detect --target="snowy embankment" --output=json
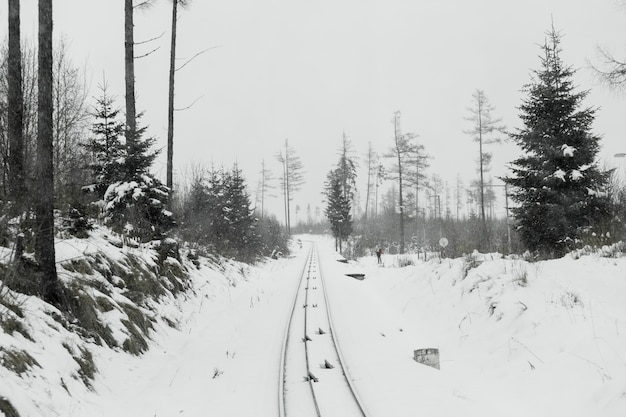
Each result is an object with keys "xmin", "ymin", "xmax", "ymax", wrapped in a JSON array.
[
  {"xmin": 321, "ymin": 240, "xmax": 626, "ymax": 417},
  {"xmin": 0, "ymin": 232, "xmax": 625, "ymax": 416},
  {"xmin": 0, "ymin": 226, "xmax": 303, "ymax": 417}
]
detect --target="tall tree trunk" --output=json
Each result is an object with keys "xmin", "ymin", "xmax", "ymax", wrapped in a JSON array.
[
  {"xmin": 166, "ymin": 0, "xmax": 178, "ymax": 194},
  {"xmin": 478, "ymin": 106, "xmax": 487, "ymax": 251},
  {"xmin": 394, "ymin": 114, "xmax": 405, "ymax": 254},
  {"xmin": 364, "ymin": 142, "xmax": 373, "ymax": 221},
  {"xmin": 125, "ymin": 0, "xmax": 136, "ymax": 147},
  {"xmin": 37, "ymin": 0, "xmax": 63, "ymax": 306},
  {"xmin": 285, "ymin": 140, "xmax": 291, "ymax": 236},
  {"xmin": 281, "ymin": 156, "xmax": 288, "ymax": 232},
  {"xmin": 8, "ymin": 0, "xmax": 24, "ymax": 207}
]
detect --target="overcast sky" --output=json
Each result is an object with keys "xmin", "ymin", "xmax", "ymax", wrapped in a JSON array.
[{"xmin": 2, "ymin": 0, "xmax": 626, "ymax": 221}]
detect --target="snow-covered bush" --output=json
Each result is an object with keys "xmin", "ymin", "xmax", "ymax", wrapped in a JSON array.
[
  {"xmin": 461, "ymin": 250, "xmax": 481, "ymax": 278},
  {"xmin": 395, "ymin": 255, "xmax": 415, "ymax": 268},
  {"xmin": 103, "ymin": 175, "xmax": 174, "ymax": 242}
]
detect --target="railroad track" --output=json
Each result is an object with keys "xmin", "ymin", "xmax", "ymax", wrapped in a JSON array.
[{"xmin": 279, "ymin": 242, "xmax": 368, "ymax": 417}]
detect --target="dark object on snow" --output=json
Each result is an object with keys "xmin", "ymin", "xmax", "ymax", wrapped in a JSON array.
[
  {"xmin": 317, "ymin": 327, "xmax": 325, "ymax": 335},
  {"xmin": 337, "ymin": 258, "xmax": 348, "ymax": 263},
  {"xmin": 323, "ymin": 359, "xmax": 334, "ymax": 369},
  {"xmin": 414, "ymin": 348, "xmax": 440, "ymax": 370},
  {"xmin": 307, "ymin": 371, "xmax": 319, "ymax": 382},
  {"xmin": 345, "ymin": 273, "xmax": 365, "ymax": 280}
]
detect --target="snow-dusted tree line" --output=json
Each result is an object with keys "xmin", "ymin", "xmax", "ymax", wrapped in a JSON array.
[
  {"xmin": 0, "ymin": 1, "xmax": 289, "ymax": 309},
  {"xmin": 315, "ymin": 27, "xmax": 625, "ymax": 259}
]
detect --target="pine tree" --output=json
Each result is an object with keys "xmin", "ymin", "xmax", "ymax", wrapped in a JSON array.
[
  {"xmin": 103, "ymin": 117, "xmax": 173, "ymax": 242},
  {"xmin": 324, "ymin": 168, "xmax": 353, "ymax": 252},
  {"xmin": 83, "ymin": 83, "xmax": 125, "ymax": 199},
  {"xmin": 504, "ymin": 27, "xmax": 612, "ymax": 257},
  {"xmin": 224, "ymin": 166, "xmax": 259, "ymax": 260}
]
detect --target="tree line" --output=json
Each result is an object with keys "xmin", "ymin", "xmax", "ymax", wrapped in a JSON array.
[
  {"xmin": 322, "ymin": 27, "xmax": 625, "ymax": 260},
  {"xmin": 0, "ymin": 1, "xmax": 291, "ymax": 310}
]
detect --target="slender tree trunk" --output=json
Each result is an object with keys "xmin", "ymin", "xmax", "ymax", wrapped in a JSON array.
[
  {"xmin": 415, "ymin": 161, "xmax": 419, "ymax": 245},
  {"xmin": 281, "ymin": 156, "xmax": 288, "ymax": 232},
  {"xmin": 166, "ymin": 0, "xmax": 178, "ymax": 194},
  {"xmin": 125, "ymin": 0, "xmax": 136, "ymax": 147},
  {"xmin": 8, "ymin": 0, "xmax": 24, "ymax": 206},
  {"xmin": 477, "ymin": 98, "xmax": 489, "ymax": 251},
  {"xmin": 260, "ymin": 160, "xmax": 265, "ymax": 219},
  {"xmin": 394, "ymin": 115, "xmax": 405, "ymax": 254},
  {"xmin": 37, "ymin": 0, "xmax": 63, "ymax": 306},
  {"xmin": 285, "ymin": 140, "xmax": 291, "ymax": 235},
  {"xmin": 364, "ymin": 142, "xmax": 373, "ymax": 221}
]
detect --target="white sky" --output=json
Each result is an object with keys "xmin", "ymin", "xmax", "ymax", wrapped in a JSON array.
[{"xmin": 2, "ymin": 0, "xmax": 626, "ymax": 220}]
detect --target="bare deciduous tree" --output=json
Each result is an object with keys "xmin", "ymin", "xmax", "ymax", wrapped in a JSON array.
[
  {"xmin": 386, "ymin": 111, "xmax": 420, "ymax": 254},
  {"xmin": 464, "ymin": 89, "xmax": 505, "ymax": 250},
  {"xmin": 276, "ymin": 139, "xmax": 304, "ymax": 235},
  {"xmin": 256, "ymin": 159, "xmax": 275, "ymax": 220}
]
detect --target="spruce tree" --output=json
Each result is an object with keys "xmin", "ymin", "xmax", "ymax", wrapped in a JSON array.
[
  {"xmin": 103, "ymin": 116, "xmax": 174, "ymax": 241},
  {"xmin": 225, "ymin": 166, "xmax": 259, "ymax": 260},
  {"xmin": 84, "ymin": 84, "xmax": 125, "ymax": 199},
  {"xmin": 324, "ymin": 168, "xmax": 353, "ymax": 252},
  {"xmin": 504, "ymin": 27, "xmax": 612, "ymax": 257}
]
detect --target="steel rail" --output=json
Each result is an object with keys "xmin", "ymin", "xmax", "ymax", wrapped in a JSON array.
[
  {"xmin": 278, "ymin": 245, "xmax": 312, "ymax": 417},
  {"xmin": 279, "ymin": 242, "xmax": 369, "ymax": 417}
]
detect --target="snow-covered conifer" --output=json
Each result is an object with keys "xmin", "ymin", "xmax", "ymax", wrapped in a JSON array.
[{"xmin": 504, "ymin": 27, "xmax": 612, "ymax": 257}]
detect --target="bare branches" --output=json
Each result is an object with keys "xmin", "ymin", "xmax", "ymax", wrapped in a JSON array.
[
  {"xmin": 134, "ymin": 0, "xmax": 154, "ymax": 9},
  {"xmin": 174, "ymin": 95, "xmax": 204, "ymax": 111},
  {"xmin": 592, "ymin": 46, "xmax": 626, "ymax": 91},
  {"xmin": 175, "ymin": 46, "xmax": 221, "ymax": 72},
  {"xmin": 135, "ymin": 46, "xmax": 160, "ymax": 59},
  {"xmin": 135, "ymin": 31, "xmax": 165, "ymax": 46}
]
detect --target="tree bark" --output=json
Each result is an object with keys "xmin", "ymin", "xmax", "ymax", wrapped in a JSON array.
[
  {"xmin": 125, "ymin": 0, "xmax": 136, "ymax": 147},
  {"xmin": 394, "ymin": 113, "xmax": 405, "ymax": 254},
  {"xmin": 8, "ymin": 0, "xmax": 25, "ymax": 206},
  {"xmin": 166, "ymin": 0, "xmax": 178, "ymax": 194},
  {"xmin": 478, "ymin": 100, "xmax": 488, "ymax": 251},
  {"xmin": 37, "ymin": 0, "xmax": 64, "ymax": 307}
]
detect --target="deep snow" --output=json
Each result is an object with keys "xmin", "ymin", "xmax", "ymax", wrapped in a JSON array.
[{"xmin": 1, "ymin": 233, "xmax": 625, "ymax": 416}]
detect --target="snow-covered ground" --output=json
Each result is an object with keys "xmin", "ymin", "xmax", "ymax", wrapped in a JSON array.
[{"xmin": 1, "ymin": 233, "xmax": 625, "ymax": 416}]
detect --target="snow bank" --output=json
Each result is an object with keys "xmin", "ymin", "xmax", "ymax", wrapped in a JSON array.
[{"xmin": 337, "ymin": 245, "xmax": 626, "ymax": 417}]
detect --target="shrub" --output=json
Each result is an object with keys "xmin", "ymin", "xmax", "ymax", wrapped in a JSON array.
[
  {"xmin": 0, "ymin": 347, "xmax": 40, "ymax": 375},
  {"xmin": 103, "ymin": 176, "xmax": 174, "ymax": 243},
  {"xmin": 396, "ymin": 255, "xmax": 415, "ymax": 268},
  {"xmin": 0, "ymin": 397, "xmax": 20, "ymax": 417}
]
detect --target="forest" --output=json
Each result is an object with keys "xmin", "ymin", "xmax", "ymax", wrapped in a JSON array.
[{"xmin": 0, "ymin": 1, "xmax": 625, "ymax": 313}]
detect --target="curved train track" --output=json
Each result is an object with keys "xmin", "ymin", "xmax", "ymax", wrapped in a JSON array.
[{"xmin": 278, "ymin": 242, "xmax": 369, "ymax": 417}]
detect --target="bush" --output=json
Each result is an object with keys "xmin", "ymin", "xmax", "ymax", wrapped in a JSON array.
[
  {"xmin": 396, "ymin": 255, "xmax": 415, "ymax": 268},
  {"xmin": 0, "ymin": 397, "xmax": 20, "ymax": 417},
  {"xmin": 104, "ymin": 176, "xmax": 174, "ymax": 242}
]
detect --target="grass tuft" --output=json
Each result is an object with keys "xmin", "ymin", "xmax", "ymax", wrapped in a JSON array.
[
  {"xmin": 0, "ymin": 347, "xmax": 40, "ymax": 375},
  {"xmin": 0, "ymin": 397, "xmax": 20, "ymax": 417}
]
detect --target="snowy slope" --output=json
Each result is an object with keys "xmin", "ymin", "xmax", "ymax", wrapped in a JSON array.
[
  {"xmin": 321, "ymin": 240, "xmax": 626, "ymax": 417},
  {"xmin": 1, "ymin": 233, "xmax": 625, "ymax": 416}
]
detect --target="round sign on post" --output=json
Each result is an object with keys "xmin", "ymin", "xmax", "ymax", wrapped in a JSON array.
[{"xmin": 439, "ymin": 237, "xmax": 448, "ymax": 248}]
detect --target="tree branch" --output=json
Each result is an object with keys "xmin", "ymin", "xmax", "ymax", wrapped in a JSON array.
[
  {"xmin": 135, "ymin": 31, "xmax": 165, "ymax": 46},
  {"xmin": 135, "ymin": 46, "xmax": 160, "ymax": 59},
  {"xmin": 174, "ymin": 95, "xmax": 204, "ymax": 111},
  {"xmin": 593, "ymin": 47, "xmax": 626, "ymax": 90},
  {"xmin": 134, "ymin": 0, "xmax": 153, "ymax": 9},
  {"xmin": 175, "ymin": 46, "xmax": 221, "ymax": 72}
]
